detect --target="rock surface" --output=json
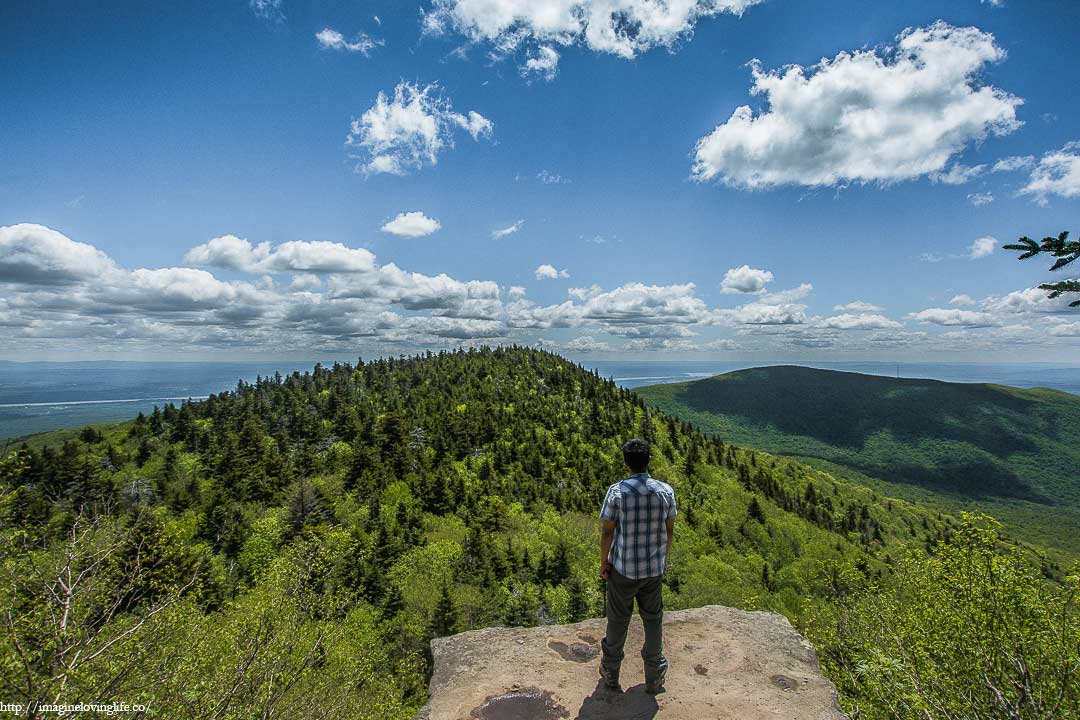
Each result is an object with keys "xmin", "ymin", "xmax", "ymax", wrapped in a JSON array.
[{"xmin": 415, "ymin": 605, "xmax": 849, "ymax": 720}]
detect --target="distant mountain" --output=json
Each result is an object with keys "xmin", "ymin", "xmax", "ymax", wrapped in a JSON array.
[{"xmin": 637, "ymin": 365, "xmax": 1080, "ymax": 556}]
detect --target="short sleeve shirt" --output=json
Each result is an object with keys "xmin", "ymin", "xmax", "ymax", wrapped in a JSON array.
[{"xmin": 599, "ymin": 472, "xmax": 676, "ymax": 579}]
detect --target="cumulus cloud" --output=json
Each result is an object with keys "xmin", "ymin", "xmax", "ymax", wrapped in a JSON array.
[
  {"xmin": 346, "ymin": 81, "xmax": 493, "ymax": 175},
  {"xmin": 422, "ymin": 0, "xmax": 763, "ymax": 61},
  {"xmin": 692, "ymin": 22, "xmax": 1022, "ymax": 189},
  {"xmin": 982, "ymin": 286, "xmax": 1080, "ymax": 315},
  {"xmin": 950, "ymin": 294, "xmax": 976, "ymax": 306},
  {"xmin": 0, "ymin": 223, "xmax": 119, "ymax": 285},
  {"xmin": 1019, "ymin": 141, "xmax": 1080, "ymax": 205},
  {"xmin": 714, "ymin": 284, "xmax": 813, "ymax": 326},
  {"xmin": 833, "ymin": 301, "xmax": 883, "ymax": 312},
  {"xmin": 559, "ymin": 335, "xmax": 613, "ymax": 353},
  {"xmin": 492, "ymin": 220, "xmax": 523, "ymax": 238},
  {"xmin": 186, "ymin": 236, "xmax": 376, "ymax": 275},
  {"xmin": 315, "ymin": 27, "xmax": 382, "ymax": 55},
  {"xmin": 908, "ymin": 308, "xmax": 998, "ymax": 327},
  {"xmin": 720, "ymin": 265, "xmax": 773, "ymax": 294},
  {"xmin": 1047, "ymin": 320, "xmax": 1080, "ymax": 337},
  {"xmin": 819, "ymin": 313, "xmax": 903, "ymax": 330},
  {"xmin": 381, "ymin": 211, "xmax": 442, "ymax": 238},
  {"xmin": 522, "ymin": 45, "xmax": 560, "ymax": 81},
  {"xmin": 183, "ymin": 234, "xmax": 269, "ymax": 272},
  {"xmin": 969, "ymin": 236, "xmax": 997, "ymax": 259},
  {"xmin": 535, "ymin": 264, "xmax": 570, "ymax": 280}
]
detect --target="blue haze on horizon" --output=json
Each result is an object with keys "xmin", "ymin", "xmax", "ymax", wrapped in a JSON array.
[{"xmin": 2, "ymin": 358, "xmax": 1078, "ymax": 441}]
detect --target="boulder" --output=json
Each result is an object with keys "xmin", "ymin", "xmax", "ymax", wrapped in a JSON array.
[{"xmin": 415, "ymin": 605, "xmax": 849, "ymax": 719}]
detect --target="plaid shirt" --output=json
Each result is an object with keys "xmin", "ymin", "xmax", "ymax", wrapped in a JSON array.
[{"xmin": 600, "ymin": 472, "xmax": 677, "ymax": 580}]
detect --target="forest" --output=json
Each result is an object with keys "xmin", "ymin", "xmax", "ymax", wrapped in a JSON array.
[
  {"xmin": 1, "ymin": 347, "xmax": 1076, "ymax": 719},
  {"xmin": 637, "ymin": 364, "xmax": 1080, "ymax": 559}
]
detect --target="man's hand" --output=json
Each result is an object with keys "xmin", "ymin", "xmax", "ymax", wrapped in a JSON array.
[{"xmin": 600, "ymin": 561, "xmax": 611, "ymax": 581}]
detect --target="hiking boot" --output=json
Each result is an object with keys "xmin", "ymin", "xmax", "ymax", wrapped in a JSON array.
[
  {"xmin": 645, "ymin": 673, "xmax": 666, "ymax": 694},
  {"xmin": 599, "ymin": 665, "xmax": 621, "ymax": 691}
]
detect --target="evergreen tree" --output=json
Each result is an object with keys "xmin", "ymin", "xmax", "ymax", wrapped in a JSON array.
[{"xmin": 429, "ymin": 583, "xmax": 459, "ymax": 638}]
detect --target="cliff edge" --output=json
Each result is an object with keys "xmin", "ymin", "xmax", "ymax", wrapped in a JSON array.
[{"xmin": 415, "ymin": 605, "xmax": 848, "ymax": 720}]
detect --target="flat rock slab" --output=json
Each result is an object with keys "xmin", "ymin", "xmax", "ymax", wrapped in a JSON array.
[{"xmin": 415, "ymin": 605, "xmax": 848, "ymax": 720}]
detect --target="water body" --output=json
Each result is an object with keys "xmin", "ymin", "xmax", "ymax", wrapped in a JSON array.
[{"xmin": 1, "ymin": 359, "xmax": 1078, "ymax": 441}]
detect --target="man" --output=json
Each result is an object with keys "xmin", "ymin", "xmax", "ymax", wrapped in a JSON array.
[{"xmin": 598, "ymin": 438, "xmax": 677, "ymax": 694}]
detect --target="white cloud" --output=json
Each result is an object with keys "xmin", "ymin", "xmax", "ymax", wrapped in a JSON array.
[
  {"xmin": 346, "ymin": 81, "xmax": 493, "ymax": 176},
  {"xmin": 315, "ymin": 27, "xmax": 382, "ymax": 55},
  {"xmin": 991, "ymin": 155, "xmax": 1034, "ymax": 172},
  {"xmin": 250, "ymin": 0, "xmax": 283, "ymax": 21},
  {"xmin": 1019, "ymin": 141, "xmax": 1080, "ymax": 205},
  {"xmin": 908, "ymin": 308, "xmax": 998, "ymax": 327},
  {"xmin": 522, "ymin": 45, "xmax": 560, "ymax": 81},
  {"xmin": 535, "ymin": 263, "xmax": 570, "ymax": 280},
  {"xmin": 0, "ymin": 223, "xmax": 119, "ymax": 285},
  {"xmin": 381, "ymin": 211, "xmax": 442, "ymax": 238},
  {"xmin": 930, "ymin": 163, "xmax": 986, "ymax": 185},
  {"xmin": 183, "ymin": 234, "xmax": 268, "ymax": 272},
  {"xmin": 967, "ymin": 192, "xmax": 994, "ymax": 206},
  {"xmin": 567, "ymin": 284, "xmax": 604, "ymax": 301},
  {"xmin": 537, "ymin": 170, "xmax": 570, "ymax": 185},
  {"xmin": 422, "ymin": 0, "xmax": 763, "ymax": 61},
  {"xmin": 950, "ymin": 294, "xmax": 976, "ymax": 306},
  {"xmin": 720, "ymin": 264, "xmax": 773, "ymax": 294},
  {"xmin": 982, "ymin": 286, "xmax": 1080, "ymax": 315},
  {"xmin": 833, "ymin": 301, "xmax": 883, "ymax": 312},
  {"xmin": 579, "ymin": 282, "xmax": 710, "ymax": 329},
  {"xmin": 560, "ymin": 335, "xmax": 612, "ymax": 353},
  {"xmin": 507, "ymin": 285, "xmax": 526, "ymax": 299},
  {"xmin": 969, "ymin": 236, "xmax": 997, "ymax": 259},
  {"xmin": 755, "ymin": 283, "xmax": 813, "ymax": 305},
  {"xmin": 492, "ymin": 220, "xmax": 523, "ymax": 238},
  {"xmin": 819, "ymin": 313, "xmax": 903, "ymax": 330},
  {"xmin": 692, "ymin": 22, "xmax": 1022, "ymax": 188},
  {"xmin": 1047, "ymin": 320, "xmax": 1080, "ymax": 337},
  {"xmin": 920, "ymin": 252, "xmax": 946, "ymax": 263},
  {"xmin": 714, "ymin": 284, "xmax": 813, "ymax": 326},
  {"xmin": 185, "ymin": 236, "xmax": 376, "ymax": 274}
]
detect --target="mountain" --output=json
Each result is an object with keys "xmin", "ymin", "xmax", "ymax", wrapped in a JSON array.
[
  {"xmin": 636, "ymin": 365, "xmax": 1080, "ymax": 556},
  {"xmin": 2, "ymin": 349, "xmax": 1073, "ymax": 720}
]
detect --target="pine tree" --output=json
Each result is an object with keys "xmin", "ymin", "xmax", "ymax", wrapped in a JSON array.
[
  {"xmin": 429, "ymin": 583, "xmax": 459, "ymax": 637},
  {"xmin": 566, "ymin": 575, "xmax": 589, "ymax": 622},
  {"xmin": 1004, "ymin": 231, "xmax": 1080, "ymax": 307},
  {"xmin": 747, "ymin": 496, "xmax": 766, "ymax": 523}
]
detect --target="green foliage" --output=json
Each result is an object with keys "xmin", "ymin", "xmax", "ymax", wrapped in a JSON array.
[
  {"xmin": 638, "ymin": 366, "xmax": 1080, "ymax": 557},
  {"xmin": 807, "ymin": 514, "xmax": 1079, "ymax": 720},
  {"xmin": 2, "ymin": 347, "xmax": 1065, "ymax": 718},
  {"xmin": 1004, "ymin": 230, "xmax": 1080, "ymax": 307}
]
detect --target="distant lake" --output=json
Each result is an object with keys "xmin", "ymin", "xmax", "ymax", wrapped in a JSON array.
[{"xmin": 2, "ymin": 358, "xmax": 1079, "ymax": 442}]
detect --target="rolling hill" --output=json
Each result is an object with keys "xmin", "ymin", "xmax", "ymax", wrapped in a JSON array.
[{"xmin": 637, "ymin": 365, "xmax": 1080, "ymax": 557}]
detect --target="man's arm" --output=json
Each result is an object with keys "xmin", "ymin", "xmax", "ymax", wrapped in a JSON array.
[
  {"xmin": 600, "ymin": 519, "xmax": 616, "ymax": 579},
  {"xmin": 664, "ymin": 517, "xmax": 674, "ymax": 574}
]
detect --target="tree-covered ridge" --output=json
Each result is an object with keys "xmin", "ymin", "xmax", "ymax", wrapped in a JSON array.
[
  {"xmin": 637, "ymin": 364, "xmax": 1080, "ymax": 557},
  {"xmin": 1, "ymin": 347, "xmax": 1074, "ymax": 719}
]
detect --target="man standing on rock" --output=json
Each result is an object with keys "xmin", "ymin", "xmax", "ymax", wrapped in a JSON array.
[{"xmin": 598, "ymin": 438, "xmax": 677, "ymax": 694}]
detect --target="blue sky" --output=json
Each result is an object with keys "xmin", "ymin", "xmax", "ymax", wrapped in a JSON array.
[{"xmin": 2, "ymin": 0, "xmax": 1079, "ymax": 361}]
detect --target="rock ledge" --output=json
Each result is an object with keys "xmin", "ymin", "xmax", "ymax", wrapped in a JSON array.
[{"xmin": 415, "ymin": 605, "xmax": 848, "ymax": 720}]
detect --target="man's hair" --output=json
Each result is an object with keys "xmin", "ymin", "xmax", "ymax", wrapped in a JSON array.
[{"xmin": 622, "ymin": 438, "xmax": 650, "ymax": 473}]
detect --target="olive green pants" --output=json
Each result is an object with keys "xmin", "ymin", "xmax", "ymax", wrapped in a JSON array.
[{"xmin": 600, "ymin": 568, "xmax": 667, "ymax": 685}]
